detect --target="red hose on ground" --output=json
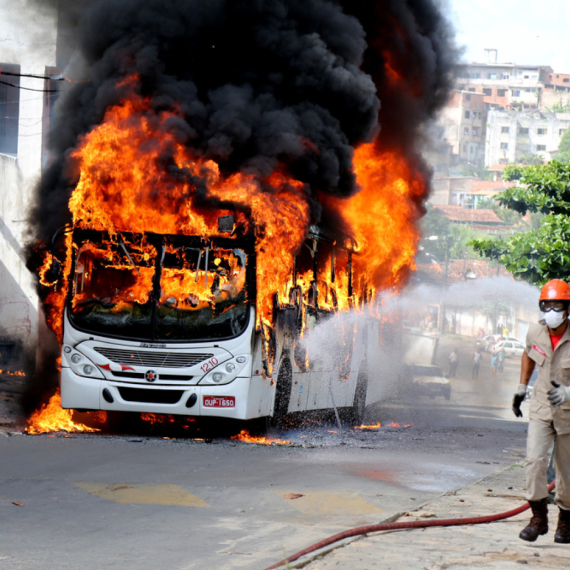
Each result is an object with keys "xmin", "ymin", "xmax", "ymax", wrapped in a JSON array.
[{"xmin": 263, "ymin": 481, "xmax": 556, "ymax": 570}]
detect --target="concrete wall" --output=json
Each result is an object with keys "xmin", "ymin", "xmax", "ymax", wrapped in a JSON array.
[
  {"xmin": 485, "ymin": 110, "xmax": 570, "ymax": 166},
  {"xmin": 0, "ymin": 1, "xmax": 58, "ymax": 354}
]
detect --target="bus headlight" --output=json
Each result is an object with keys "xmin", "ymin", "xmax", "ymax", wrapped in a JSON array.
[
  {"xmin": 64, "ymin": 349, "xmax": 104, "ymax": 379},
  {"xmin": 198, "ymin": 355, "xmax": 250, "ymax": 385}
]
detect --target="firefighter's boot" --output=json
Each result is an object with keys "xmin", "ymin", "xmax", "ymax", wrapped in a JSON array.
[
  {"xmin": 554, "ymin": 507, "xmax": 570, "ymax": 543},
  {"xmin": 519, "ymin": 498, "xmax": 549, "ymax": 542}
]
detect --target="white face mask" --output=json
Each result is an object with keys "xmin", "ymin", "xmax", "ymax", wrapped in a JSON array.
[{"xmin": 542, "ymin": 310, "xmax": 567, "ymax": 329}]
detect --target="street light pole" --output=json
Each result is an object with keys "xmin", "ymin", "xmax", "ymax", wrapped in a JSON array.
[{"xmin": 440, "ymin": 236, "xmax": 450, "ymax": 334}]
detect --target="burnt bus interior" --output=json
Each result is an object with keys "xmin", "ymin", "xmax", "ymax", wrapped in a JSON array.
[{"xmin": 68, "ymin": 229, "xmax": 256, "ymax": 343}]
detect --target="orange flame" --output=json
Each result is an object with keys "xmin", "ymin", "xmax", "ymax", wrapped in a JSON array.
[
  {"xmin": 0, "ymin": 370, "xmax": 25, "ymax": 377},
  {"xmin": 231, "ymin": 429, "xmax": 290, "ymax": 445},
  {"xmin": 26, "ymin": 390, "xmax": 107, "ymax": 434},
  {"xmin": 355, "ymin": 422, "xmax": 413, "ymax": 429}
]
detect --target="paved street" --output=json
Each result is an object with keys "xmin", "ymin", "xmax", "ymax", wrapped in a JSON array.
[{"xmin": 0, "ymin": 336, "xmax": 531, "ymax": 570}]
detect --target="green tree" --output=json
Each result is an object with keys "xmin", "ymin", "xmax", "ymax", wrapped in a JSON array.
[
  {"xmin": 517, "ymin": 152, "xmax": 544, "ymax": 166},
  {"xmin": 557, "ymin": 128, "xmax": 570, "ymax": 163},
  {"xmin": 471, "ymin": 161, "xmax": 570, "ymax": 285}
]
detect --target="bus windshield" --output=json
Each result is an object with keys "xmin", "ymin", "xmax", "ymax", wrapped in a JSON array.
[{"xmin": 68, "ymin": 236, "xmax": 250, "ymax": 342}]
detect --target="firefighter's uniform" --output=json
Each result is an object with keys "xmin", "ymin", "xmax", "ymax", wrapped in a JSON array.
[{"xmin": 525, "ymin": 323, "xmax": 570, "ymax": 511}]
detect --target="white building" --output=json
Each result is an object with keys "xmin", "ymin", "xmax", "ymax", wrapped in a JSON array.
[
  {"xmin": 0, "ymin": 2, "xmax": 62, "ymax": 357},
  {"xmin": 485, "ymin": 110, "xmax": 570, "ymax": 166}
]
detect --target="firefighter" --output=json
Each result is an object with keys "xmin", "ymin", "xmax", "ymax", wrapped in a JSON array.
[{"xmin": 512, "ymin": 279, "xmax": 570, "ymax": 543}]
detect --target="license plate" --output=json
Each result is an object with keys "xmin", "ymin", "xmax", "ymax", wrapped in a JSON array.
[{"xmin": 203, "ymin": 396, "xmax": 235, "ymax": 408}]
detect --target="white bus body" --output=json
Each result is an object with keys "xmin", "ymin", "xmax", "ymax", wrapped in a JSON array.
[{"xmin": 60, "ymin": 227, "xmax": 374, "ymax": 424}]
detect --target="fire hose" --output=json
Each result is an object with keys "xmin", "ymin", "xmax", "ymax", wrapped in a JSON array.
[{"xmin": 262, "ymin": 481, "xmax": 556, "ymax": 570}]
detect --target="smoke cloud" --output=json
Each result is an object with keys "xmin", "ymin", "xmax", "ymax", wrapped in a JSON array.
[{"xmin": 28, "ymin": 0, "xmax": 458, "ymax": 246}]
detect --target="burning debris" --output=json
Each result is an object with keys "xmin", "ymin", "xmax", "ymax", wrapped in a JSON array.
[
  {"xmin": 24, "ymin": 0, "xmax": 457, "ymax": 431},
  {"xmin": 355, "ymin": 422, "xmax": 413, "ymax": 430},
  {"xmin": 231, "ymin": 430, "xmax": 291, "ymax": 446}
]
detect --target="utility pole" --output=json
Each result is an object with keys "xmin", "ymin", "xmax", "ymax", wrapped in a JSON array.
[{"xmin": 440, "ymin": 236, "xmax": 451, "ymax": 334}]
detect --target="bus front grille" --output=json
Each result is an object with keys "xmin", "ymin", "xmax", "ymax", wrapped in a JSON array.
[
  {"xmin": 94, "ymin": 347, "xmax": 213, "ymax": 368},
  {"xmin": 117, "ymin": 387, "xmax": 184, "ymax": 404}
]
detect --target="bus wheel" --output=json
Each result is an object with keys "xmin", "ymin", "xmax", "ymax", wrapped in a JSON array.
[
  {"xmin": 345, "ymin": 371, "xmax": 368, "ymax": 426},
  {"xmin": 245, "ymin": 416, "xmax": 270, "ymax": 436},
  {"xmin": 269, "ymin": 359, "xmax": 292, "ymax": 429}
]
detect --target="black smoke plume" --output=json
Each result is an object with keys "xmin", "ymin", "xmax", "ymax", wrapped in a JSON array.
[{"xmin": 29, "ymin": 0, "xmax": 458, "ymax": 245}]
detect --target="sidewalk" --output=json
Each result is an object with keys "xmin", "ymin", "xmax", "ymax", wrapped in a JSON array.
[{"xmin": 295, "ymin": 465, "xmax": 570, "ymax": 569}]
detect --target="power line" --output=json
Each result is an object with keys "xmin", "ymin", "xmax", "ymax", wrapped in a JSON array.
[
  {"xmin": 0, "ymin": 70, "xmax": 67, "ymax": 81},
  {"xmin": 0, "ymin": 79, "xmax": 59, "ymax": 93}
]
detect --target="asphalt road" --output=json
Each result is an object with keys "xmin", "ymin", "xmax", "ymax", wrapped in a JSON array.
[{"xmin": 0, "ymin": 337, "xmax": 529, "ymax": 570}]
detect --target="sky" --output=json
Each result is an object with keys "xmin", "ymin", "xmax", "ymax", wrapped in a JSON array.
[{"xmin": 447, "ymin": 0, "xmax": 570, "ymax": 72}]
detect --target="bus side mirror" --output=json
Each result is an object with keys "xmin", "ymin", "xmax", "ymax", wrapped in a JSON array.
[{"xmin": 41, "ymin": 256, "xmax": 62, "ymax": 286}]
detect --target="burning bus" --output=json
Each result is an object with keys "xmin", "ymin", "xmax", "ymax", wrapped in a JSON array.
[
  {"xmin": 26, "ymin": 0, "xmax": 457, "ymax": 432},
  {"xmin": 53, "ymin": 218, "xmax": 370, "ymax": 426}
]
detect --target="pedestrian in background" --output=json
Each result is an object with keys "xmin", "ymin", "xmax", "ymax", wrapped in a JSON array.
[
  {"xmin": 472, "ymin": 350, "xmax": 482, "ymax": 380},
  {"xmin": 448, "ymin": 349, "xmax": 458, "ymax": 378},
  {"xmin": 490, "ymin": 352, "xmax": 497, "ymax": 381},
  {"xmin": 497, "ymin": 347, "xmax": 506, "ymax": 376}
]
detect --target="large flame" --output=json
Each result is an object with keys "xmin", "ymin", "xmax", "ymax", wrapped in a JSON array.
[
  {"xmin": 31, "ymin": 75, "xmax": 424, "ymax": 432},
  {"xmin": 26, "ymin": 390, "xmax": 106, "ymax": 434}
]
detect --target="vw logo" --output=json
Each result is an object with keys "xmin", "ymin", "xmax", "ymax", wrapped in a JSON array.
[{"xmin": 145, "ymin": 370, "xmax": 158, "ymax": 382}]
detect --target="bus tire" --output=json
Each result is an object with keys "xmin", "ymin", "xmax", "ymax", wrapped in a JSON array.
[
  {"xmin": 269, "ymin": 359, "xmax": 292, "ymax": 428},
  {"xmin": 345, "ymin": 370, "xmax": 368, "ymax": 426},
  {"xmin": 245, "ymin": 416, "xmax": 270, "ymax": 436}
]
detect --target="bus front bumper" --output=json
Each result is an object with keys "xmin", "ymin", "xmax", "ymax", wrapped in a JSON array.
[{"xmin": 60, "ymin": 367, "xmax": 256, "ymax": 420}]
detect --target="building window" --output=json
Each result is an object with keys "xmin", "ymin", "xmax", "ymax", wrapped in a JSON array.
[
  {"xmin": 524, "ymin": 75, "xmax": 530, "ymax": 79},
  {"xmin": 464, "ymin": 111, "xmax": 470, "ymax": 119},
  {"xmin": 565, "ymin": 78, "xmax": 570, "ymax": 83},
  {"xmin": 537, "ymin": 145, "xmax": 546, "ymax": 151},
  {"xmin": 0, "ymin": 63, "xmax": 20, "ymax": 156},
  {"xmin": 488, "ymin": 73, "xmax": 497, "ymax": 79},
  {"xmin": 500, "ymin": 143, "xmax": 509, "ymax": 149},
  {"xmin": 468, "ymin": 88, "xmax": 476, "ymax": 92},
  {"xmin": 498, "ymin": 89, "xmax": 507, "ymax": 97},
  {"xmin": 519, "ymin": 127, "xmax": 530, "ymax": 135},
  {"xmin": 483, "ymin": 88, "xmax": 493, "ymax": 96},
  {"xmin": 537, "ymin": 128, "xmax": 547, "ymax": 135},
  {"xmin": 512, "ymin": 90, "xmax": 521, "ymax": 97},
  {"xmin": 465, "ymin": 94, "xmax": 471, "ymax": 101},
  {"xmin": 501, "ymin": 74, "xmax": 510, "ymax": 80},
  {"xmin": 463, "ymin": 144, "xmax": 467, "ymax": 152},
  {"xmin": 499, "ymin": 158, "xmax": 509, "ymax": 164},
  {"xmin": 464, "ymin": 127, "xmax": 469, "ymax": 135},
  {"xmin": 470, "ymin": 72, "xmax": 480, "ymax": 79},
  {"xmin": 501, "ymin": 127, "xmax": 510, "ymax": 134}
]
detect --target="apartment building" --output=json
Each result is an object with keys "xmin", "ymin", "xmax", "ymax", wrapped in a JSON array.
[
  {"xmin": 454, "ymin": 62, "xmax": 550, "ymax": 110},
  {"xmin": 485, "ymin": 109, "xmax": 570, "ymax": 166},
  {"xmin": 438, "ymin": 90, "xmax": 487, "ymax": 166}
]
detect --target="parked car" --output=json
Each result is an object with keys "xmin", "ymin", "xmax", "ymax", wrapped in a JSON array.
[
  {"xmin": 478, "ymin": 334, "xmax": 522, "ymax": 353},
  {"xmin": 404, "ymin": 364, "xmax": 451, "ymax": 400},
  {"xmin": 490, "ymin": 339, "xmax": 526, "ymax": 358}
]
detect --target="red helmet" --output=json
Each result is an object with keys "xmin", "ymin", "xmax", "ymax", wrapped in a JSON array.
[{"xmin": 539, "ymin": 279, "xmax": 570, "ymax": 301}]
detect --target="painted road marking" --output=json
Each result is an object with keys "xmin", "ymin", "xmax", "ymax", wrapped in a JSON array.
[
  {"xmin": 276, "ymin": 490, "xmax": 383, "ymax": 515},
  {"xmin": 74, "ymin": 482, "xmax": 210, "ymax": 507}
]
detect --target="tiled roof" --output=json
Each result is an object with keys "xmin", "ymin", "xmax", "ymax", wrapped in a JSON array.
[
  {"xmin": 433, "ymin": 205, "xmax": 503, "ymax": 224},
  {"xmin": 415, "ymin": 260, "xmax": 513, "ymax": 284},
  {"xmin": 471, "ymin": 180, "xmax": 517, "ymax": 192}
]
